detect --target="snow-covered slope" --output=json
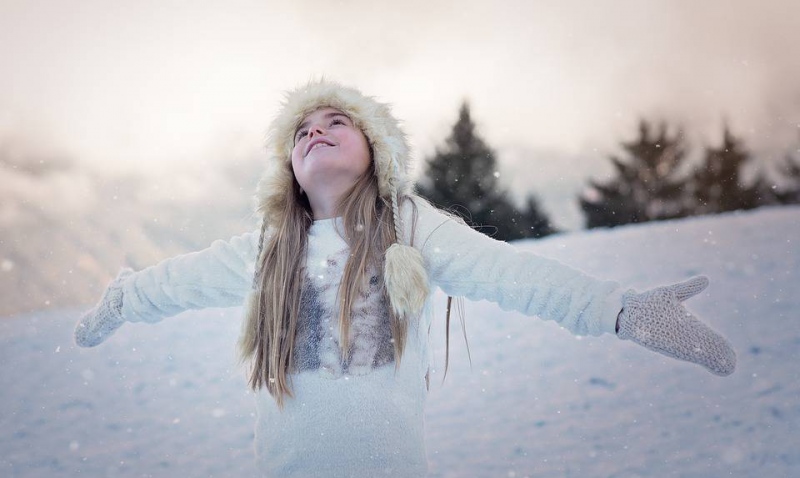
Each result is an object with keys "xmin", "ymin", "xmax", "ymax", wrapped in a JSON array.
[{"xmin": 1, "ymin": 206, "xmax": 797, "ymax": 477}]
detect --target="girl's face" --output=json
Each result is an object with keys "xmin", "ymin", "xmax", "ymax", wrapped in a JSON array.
[{"xmin": 291, "ymin": 107, "xmax": 371, "ymax": 198}]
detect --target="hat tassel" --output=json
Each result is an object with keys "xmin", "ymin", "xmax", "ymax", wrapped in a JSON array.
[{"xmin": 385, "ymin": 186, "xmax": 429, "ymax": 318}]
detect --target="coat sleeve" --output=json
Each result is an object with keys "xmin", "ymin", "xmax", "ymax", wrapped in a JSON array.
[
  {"xmin": 407, "ymin": 199, "xmax": 623, "ymax": 336},
  {"xmin": 119, "ymin": 230, "xmax": 261, "ymax": 323}
]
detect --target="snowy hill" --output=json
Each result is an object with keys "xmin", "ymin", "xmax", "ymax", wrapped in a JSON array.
[{"xmin": 1, "ymin": 206, "xmax": 798, "ymax": 477}]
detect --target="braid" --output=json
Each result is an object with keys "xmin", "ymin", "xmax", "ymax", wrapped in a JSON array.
[
  {"xmin": 252, "ymin": 218, "xmax": 268, "ymax": 289},
  {"xmin": 389, "ymin": 184, "xmax": 403, "ymax": 244}
]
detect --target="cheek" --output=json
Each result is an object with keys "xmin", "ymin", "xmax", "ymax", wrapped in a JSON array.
[
  {"xmin": 290, "ymin": 144, "xmax": 303, "ymax": 169},
  {"xmin": 290, "ymin": 148, "xmax": 306, "ymax": 183},
  {"xmin": 354, "ymin": 135, "xmax": 372, "ymax": 170}
]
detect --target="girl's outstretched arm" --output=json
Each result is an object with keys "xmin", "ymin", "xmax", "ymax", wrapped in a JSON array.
[
  {"xmin": 75, "ymin": 230, "xmax": 260, "ymax": 347},
  {"xmin": 408, "ymin": 199, "xmax": 735, "ymax": 375},
  {"xmin": 410, "ymin": 199, "xmax": 622, "ymax": 337}
]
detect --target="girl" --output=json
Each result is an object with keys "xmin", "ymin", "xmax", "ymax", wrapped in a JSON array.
[{"xmin": 75, "ymin": 80, "xmax": 736, "ymax": 477}]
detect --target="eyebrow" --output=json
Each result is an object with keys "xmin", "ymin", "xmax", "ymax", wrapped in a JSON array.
[{"xmin": 296, "ymin": 111, "xmax": 350, "ymax": 133}]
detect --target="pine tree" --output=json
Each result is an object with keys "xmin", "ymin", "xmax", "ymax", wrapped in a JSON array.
[
  {"xmin": 692, "ymin": 126, "xmax": 772, "ymax": 214},
  {"xmin": 519, "ymin": 195, "xmax": 558, "ymax": 238},
  {"xmin": 774, "ymin": 146, "xmax": 800, "ymax": 205},
  {"xmin": 579, "ymin": 120, "xmax": 690, "ymax": 229},
  {"xmin": 416, "ymin": 102, "xmax": 556, "ymax": 240}
]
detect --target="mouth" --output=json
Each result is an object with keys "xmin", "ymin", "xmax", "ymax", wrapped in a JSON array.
[{"xmin": 304, "ymin": 139, "xmax": 335, "ymax": 157}]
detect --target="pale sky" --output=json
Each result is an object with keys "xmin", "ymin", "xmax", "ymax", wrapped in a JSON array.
[{"xmin": 2, "ymin": 0, "xmax": 799, "ymax": 227}]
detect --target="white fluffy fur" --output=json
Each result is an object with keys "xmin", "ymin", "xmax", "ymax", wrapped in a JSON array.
[{"xmin": 384, "ymin": 243, "xmax": 429, "ymax": 319}]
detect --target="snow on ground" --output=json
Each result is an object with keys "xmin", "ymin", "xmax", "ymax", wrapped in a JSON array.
[{"xmin": 1, "ymin": 206, "xmax": 798, "ymax": 477}]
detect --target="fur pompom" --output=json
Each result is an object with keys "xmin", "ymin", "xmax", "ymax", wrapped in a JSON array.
[{"xmin": 384, "ymin": 243, "xmax": 429, "ymax": 318}]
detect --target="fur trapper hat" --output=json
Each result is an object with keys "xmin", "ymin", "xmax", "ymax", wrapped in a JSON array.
[{"xmin": 253, "ymin": 80, "xmax": 429, "ymax": 318}]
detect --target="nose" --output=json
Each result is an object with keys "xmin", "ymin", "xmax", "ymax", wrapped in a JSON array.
[{"xmin": 308, "ymin": 123, "xmax": 325, "ymax": 139}]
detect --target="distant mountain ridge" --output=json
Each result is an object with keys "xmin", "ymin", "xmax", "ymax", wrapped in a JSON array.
[{"xmin": 0, "ymin": 152, "xmax": 262, "ymax": 318}]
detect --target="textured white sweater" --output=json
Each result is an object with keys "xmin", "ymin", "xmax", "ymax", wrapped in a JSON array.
[{"xmin": 118, "ymin": 198, "xmax": 624, "ymax": 477}]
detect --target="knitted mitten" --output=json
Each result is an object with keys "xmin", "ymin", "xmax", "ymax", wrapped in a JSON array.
[
  {"xmin": 74, "ymin": 269, "xmax": 133, "ymax": 348},
  {"xmin": 616, "ymin": 276, "xmax": 736, "ymax": 376}
]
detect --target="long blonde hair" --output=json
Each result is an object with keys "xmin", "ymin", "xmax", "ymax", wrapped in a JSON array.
[{"xmin": 238, "ymin": 159, "xmax": 411, "ymax": 406}]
